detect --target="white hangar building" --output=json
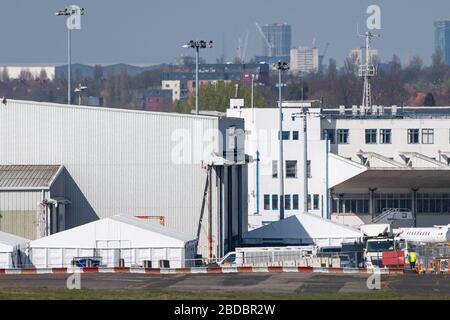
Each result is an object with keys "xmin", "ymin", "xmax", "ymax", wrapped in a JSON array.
[
  {"xmin": 0, "ymin": 231, "xmax": 29, "ymax": 269},
  {"xmin": 27, "ymin": 215, "xmax": 197, "ymax": 269},
  {"xmin": 227, "ymin": 101, "xmax": 450, "ymax": 230},
  {"xmin": 0, "ymin": 99, "xmax": 248, "ymax": 260}
]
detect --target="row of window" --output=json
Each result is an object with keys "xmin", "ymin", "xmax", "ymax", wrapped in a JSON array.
[
  {"xmin": 263, "ymin": 194, "xmax": 320, "ymax": 210},
  {"xmin": 271, "ymin": 160, "xmax": 311, "ymax": 179},
  {"xmin": 322, "ymin": 128, "xmax": 437, "ymax": 145},
  {"xmin": 332, "ymin": 193, "xmax": 450, "ymax": 214},
  {"xmin": 365, "ymin": 129, "xmax": 392, "ymax": 144},
  {"xmin": 264, "ymin": 194, "xmax": 299, "ymax": 210}
]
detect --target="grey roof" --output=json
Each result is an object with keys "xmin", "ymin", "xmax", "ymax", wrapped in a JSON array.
[{"xmin": 0, "ymin": 165, "xmax": 63, "ymax": 189}]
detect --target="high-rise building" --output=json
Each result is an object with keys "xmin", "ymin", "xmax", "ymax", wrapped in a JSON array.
[
  {"xmin": 261, "ymin": 23, "xmax": 292, "ymax": 58},
  {"xmin": 434, "ymin": 20, "xmax": 450, "ymax": 65},
  {"xmin": 290, "ymin": 46, "xmax": 320, "ymax": 74}
]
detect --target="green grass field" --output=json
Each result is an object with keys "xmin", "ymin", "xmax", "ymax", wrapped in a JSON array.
[{"xmin": 0, "ymin": 288, "xmax": 449, "ymax": 300}]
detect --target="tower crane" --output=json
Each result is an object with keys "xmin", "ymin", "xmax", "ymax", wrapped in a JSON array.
[
  {"xmin": 236, "ymin": 31, "xmax": 249, "ymax": 63},
  {"xmin": 255, "ymin": 22, "xmax": 273, "ymax": 57}
]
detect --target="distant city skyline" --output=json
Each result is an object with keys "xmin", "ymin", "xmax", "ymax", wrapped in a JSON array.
[{"xmin": 0, "ymin": 0, "xmax": 450, "ymax": 67}]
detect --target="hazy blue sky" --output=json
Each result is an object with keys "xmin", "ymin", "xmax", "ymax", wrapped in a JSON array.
[{"xmin": 0, "ymin": 0, "xmax": 449, "ymax": 66}]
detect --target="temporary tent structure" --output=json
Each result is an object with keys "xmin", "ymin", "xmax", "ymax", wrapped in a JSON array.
[
  {"xmin": 242, "ymin": 213, "xmax": 362, "ymax": 247},
  {"xmin": 0, "ymin": 231, "xmax": 29, "ymax": 268},
  {"xmin": 27, "ymin": 215, "xmax": 197, "ymax": 268}
]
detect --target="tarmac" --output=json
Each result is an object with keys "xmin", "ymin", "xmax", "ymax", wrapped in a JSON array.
[{"xmin": 0, "ymin": 272, "xmax": 449, "ymax": 295}]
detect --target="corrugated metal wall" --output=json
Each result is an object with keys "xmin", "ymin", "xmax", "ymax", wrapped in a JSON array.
[
  {"xmin": 0, "ymin": 190, "xmax": 42, "ymax": 239},
  {"xmin": 0, "ymin": 100, "xmax": 219, "ymax": 247}
]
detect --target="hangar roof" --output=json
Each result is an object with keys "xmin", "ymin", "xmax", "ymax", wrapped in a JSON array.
[
  {"xmin": 29, "ymin": 215, "xmax": 196, "ymax": 249},
  {"xmin": 0, "ymin": 231, "xmax": 29, "ymax": 252},
  {"xmin": 333, "ymin": 168, "xmax": 450, "ymax": 189},
  {"xmin": 242, "ymin": 213, "xmax": 361, "ymax": 246},
  {"xmin": 0, "ymin": 165, "xmax": 63, "ymax": 190}
]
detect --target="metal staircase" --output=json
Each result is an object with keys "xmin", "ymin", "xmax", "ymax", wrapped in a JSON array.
[{"xmin": 371, "ymin": 208, "xmax": 414, "ymax": 228}]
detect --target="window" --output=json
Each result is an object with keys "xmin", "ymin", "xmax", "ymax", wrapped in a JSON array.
[
  {"xmin": 407, "ymin": 129, "xmax": 419, "ymax": 144},
  {"xmin": 365, "ymin": 129, "xmax": 377, "ymax": 144},
  {"xmin": 272, "ymin": 160, "xmax": 278, "ymax": 178},
  {"xmin": 272, "ymin": 194, "xmax": 278, "ymax": 210},
  {"xmin": 380, "ymin": 129, "xmax": 392, "ymax": 144},
  {"xmin": 264, "ymin": 195, "xmax": 270, "ymax": 210},
  {"xmin": 337, "ymin": 129, "xmax": 349, "ymax": 144},
  {"xmin": 280, "ymin": 131, "xmax": 290, "ymax": 140},
  {"xmin": 417, "ymin": 193, "xmax": 450, "ymax": 214},
  {"xmin": 306, "ymin": 160, "xmax": 311, "ymax": 178},
  {"xmin": 313, "ymin": 195, "xmax": 320, "ymax": 210},
  {"xmin": 322, "ymin": 129, "xmax": 335, "ymax": 144},
  {"xmin": 422, "ymin": 129, "xmax": 434, "ymax": 144},
  {"xmin": 307, "ymin": 194, "xmax": 312, "ymax": 210},
  {"xmin": 292, "ymin": 131, "xmax": 299, "ymax": 140},
  {"xmin": 332, "ymin": 194, "xmax": 370, "ymax": 214},
  {"xmin": 286, "ymin": 160, "xmax": 297, "ymax": 178},
  {"xmin": 285, "ymin": 195, "xmax": 291, "ymax": 210},
  {"xmin": 293, "ymin": 195, "xmax": 299, "ymax": 210}
]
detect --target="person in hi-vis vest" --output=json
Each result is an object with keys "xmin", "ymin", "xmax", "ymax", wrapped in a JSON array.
[{"xmin": 408, "ymin": 250, "xmax": 417, "ymax": 269}]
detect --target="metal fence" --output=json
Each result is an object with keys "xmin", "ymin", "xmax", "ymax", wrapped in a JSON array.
[{"xmin": 11, "ymin": 244, "xmax": 450, "ymax": 271}]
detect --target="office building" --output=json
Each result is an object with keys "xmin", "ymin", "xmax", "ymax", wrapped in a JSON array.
[
  {"xmin": 290, "ymin": 47, "xmax": 320, "ymax": 74},
  {"xmin": 434, "ymin": 20, "xmax": 450, "ymax": 65},
  {"xmin": 228, "ymin": 101, "xmax": 450, "ymax": 230}
]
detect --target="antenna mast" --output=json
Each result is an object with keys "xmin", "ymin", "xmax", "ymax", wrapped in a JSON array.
[{"xmin": 358, "ymin": 31, "xmax": 378, "ymax": 113}]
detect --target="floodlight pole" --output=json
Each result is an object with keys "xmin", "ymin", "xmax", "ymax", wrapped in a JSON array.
[
  {"xmin": 275, "ymin": 61, "xmax": 289, "ymax": 220},
  {"xmin": 278, "ymin": 68, "xmax": 284, "ymax": 220},
  {"xmin": 195, "ymin": 46, "xmax": 199, "ymax": 115},
  {"xmin": 68, "ymin": 27, "xmax": 71, "ymax": 105},
  {"xmin": 56, "ymin": 6, "xmax": 86, "ymax": 105},
  {"xmin": 183, "ymin": 40, "xmax": 213, "ymax": 115}
]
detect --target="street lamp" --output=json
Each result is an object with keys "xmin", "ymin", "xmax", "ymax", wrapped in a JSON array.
[
  {"xmin": 55, "ymin": 5, "xmax": 86, "ymax": 105},
  {"xmin": 274, "ymin": 60, "xmax": 289, "ymax": 220},
  {"xmin": 182, "ymin": 40, "xmax": 213, "ymax": 115},
  {"xmin": 74, "ymin": 84, "xmax": 88, "ymax": 105}
]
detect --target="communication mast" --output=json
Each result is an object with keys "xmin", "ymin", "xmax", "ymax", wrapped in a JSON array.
[{"xmin": 358, "ymin": 30, "xmax": 379, "ymax": 113}]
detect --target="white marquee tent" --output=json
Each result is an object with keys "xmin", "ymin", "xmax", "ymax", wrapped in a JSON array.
[
  {"xmin": 27, "ymin": 215, "xmax": 197, "ymax": 268},
  {"xmin": 0, "ymin": 231, "xmax": 29, "ymax": 269},
  {"xmin": 242, "ymin": 213, "xmax": 362, "ymax": 247}
]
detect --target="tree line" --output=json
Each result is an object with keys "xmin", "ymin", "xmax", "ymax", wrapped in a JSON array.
[{"xmin": 1, "ymin": 52, "xmax": 450, "ymax": 113}]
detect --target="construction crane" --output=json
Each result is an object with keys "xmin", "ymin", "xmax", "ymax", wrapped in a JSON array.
[
  {"xmin": 319, "ymin": 42, "xmax": 330, "ymax": 72},
  {"xmin": 236, "ymin": 31, "xmax": 249, "ymax": 63},
  {"xmin": 255, "ymin": 22, "xmax": 273, "ymax": 57}
]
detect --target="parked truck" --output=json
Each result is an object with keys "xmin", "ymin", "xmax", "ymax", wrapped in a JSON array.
[{"xmin": 364, "ymin": 237, "xmax": 405, "ymax": 268}]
